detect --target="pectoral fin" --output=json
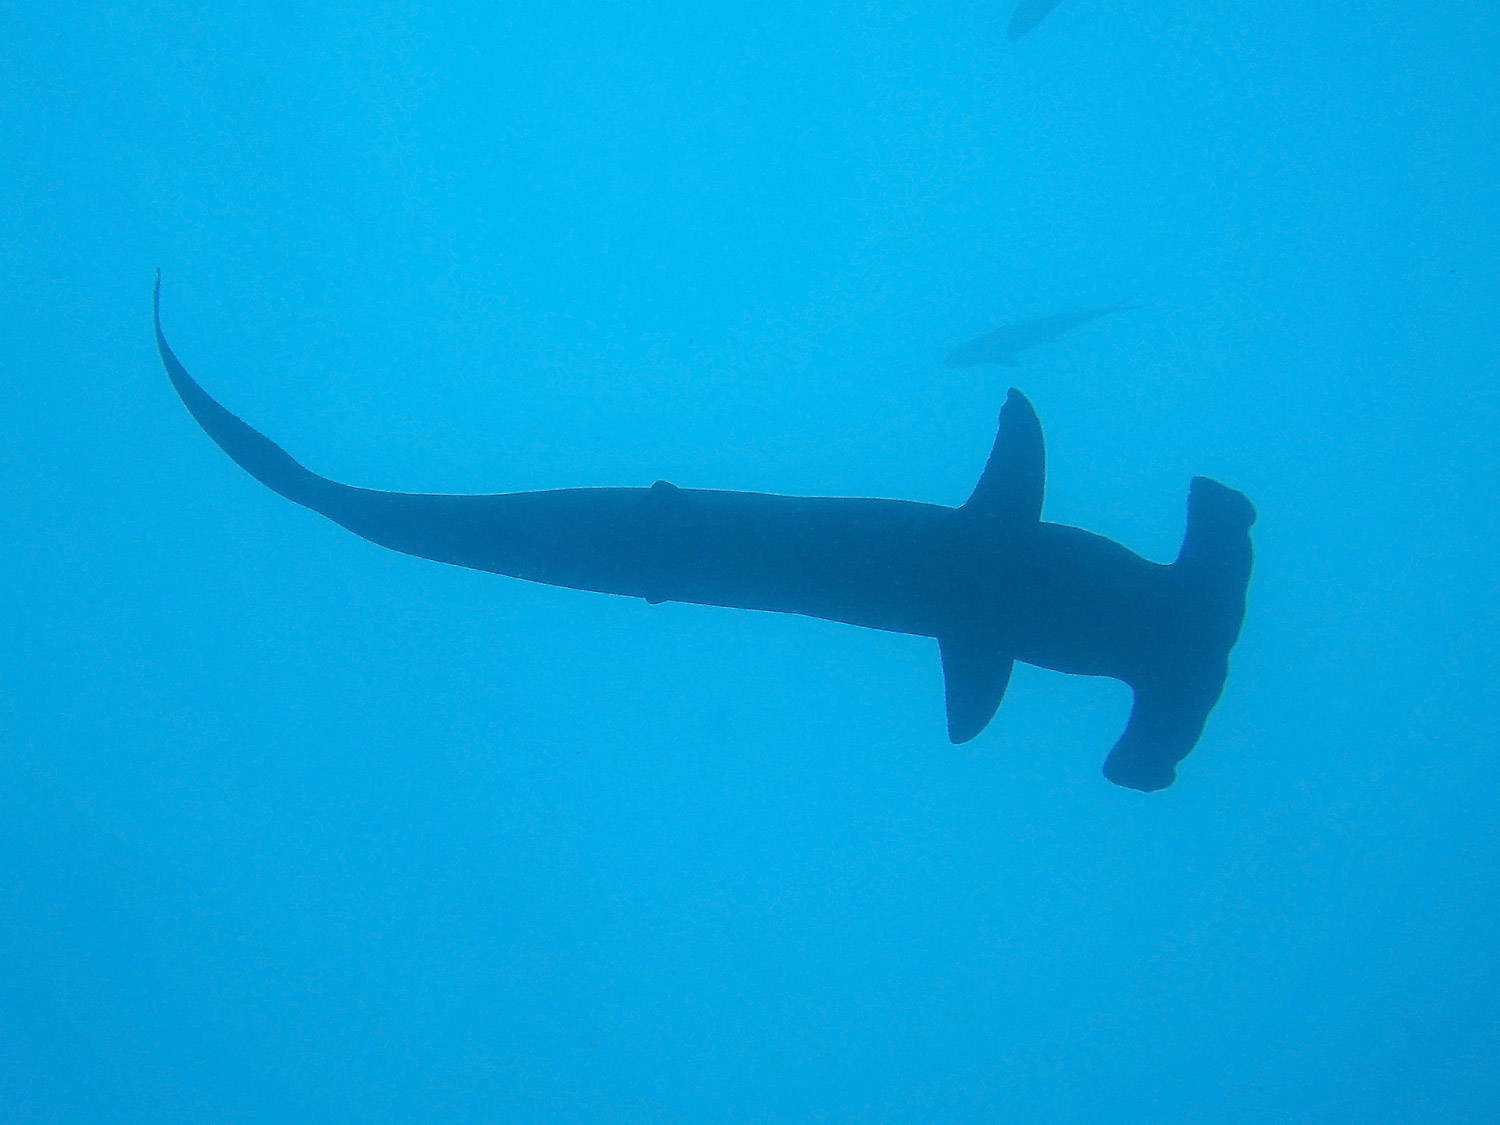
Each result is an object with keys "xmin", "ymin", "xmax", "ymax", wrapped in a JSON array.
[{"xmin": 938, "ymin": 635, "xmax": 1014, "ymax": 744}]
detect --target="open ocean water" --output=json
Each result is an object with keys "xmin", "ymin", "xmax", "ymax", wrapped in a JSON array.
[{"xmin": 2, "ymin": 1, "xmax": 1497, "ymax": 1120}]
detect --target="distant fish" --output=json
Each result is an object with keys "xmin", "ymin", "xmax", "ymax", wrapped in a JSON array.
[
  {"xmin": 945, "ymin": 302, "xmax": 1134, "ymax": 369},
  {"xmin": 1007, "ymin": 0, "xmax": 1065, "ymax": 40}
]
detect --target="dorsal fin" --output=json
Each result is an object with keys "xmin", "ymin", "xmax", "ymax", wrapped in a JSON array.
[{"xmin": 964, "ymin": 388, "xmax": 1045, "ymax": 523}]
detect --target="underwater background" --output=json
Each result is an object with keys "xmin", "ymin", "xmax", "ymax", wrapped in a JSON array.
[{"xmin": 2, "ymin": 0, "xmax": 1497, "ymax": 1120}]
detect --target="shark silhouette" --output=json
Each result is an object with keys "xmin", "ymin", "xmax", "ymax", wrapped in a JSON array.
[
  {"xmin": 945, "ymin": 302, "xmax": 1133, "ymax": 368},
  {"xmin": 154, "ymin": 276, "xmax": 1254, "ymax": 791}
]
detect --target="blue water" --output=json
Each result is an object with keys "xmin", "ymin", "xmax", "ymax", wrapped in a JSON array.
[{"xmin": 3, "ymin": 2, "xmax": 1497, "ymax": 1120}]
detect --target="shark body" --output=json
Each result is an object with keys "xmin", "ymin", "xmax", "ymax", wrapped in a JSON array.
[
  {"xmin": 945, "ymin": 302, "xmax": 1134, "ymax": 368},
  {"xmin": 155, "ymin": 277, "xmax": 1253, "ymax": 790}
]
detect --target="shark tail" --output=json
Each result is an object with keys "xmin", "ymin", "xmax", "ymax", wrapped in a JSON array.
[
  {"xmin": 153, "ymin": 275, "xmax": 506, "ymax": 573},
  {"xmin": 153, "ymin": 272, "xmax": 347, "ymax": 518}
]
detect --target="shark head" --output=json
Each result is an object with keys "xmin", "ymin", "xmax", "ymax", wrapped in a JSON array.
[{"xmin": 1187, "ymin": 476, "xmax": 1257, "ymax": 537}]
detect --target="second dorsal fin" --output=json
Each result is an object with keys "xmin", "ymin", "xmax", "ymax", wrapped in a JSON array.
[{"xmin": 964, "ymin": 388, "xmax": 1045, "ymax": 523}]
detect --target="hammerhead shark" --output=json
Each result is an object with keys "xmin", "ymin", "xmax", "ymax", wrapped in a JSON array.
[
  {"xmin": 154, "ymin": 276, "xmax": 1254, "ymax": 791},
  {"xmin": 945, "ymin": 302, "xmax": 1133, "ymax": 368}
]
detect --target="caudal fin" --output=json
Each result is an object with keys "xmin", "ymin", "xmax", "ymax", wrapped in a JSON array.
[{"xmin": 153, "ymin": 272, "xmax": 337, "ymax": 512}]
